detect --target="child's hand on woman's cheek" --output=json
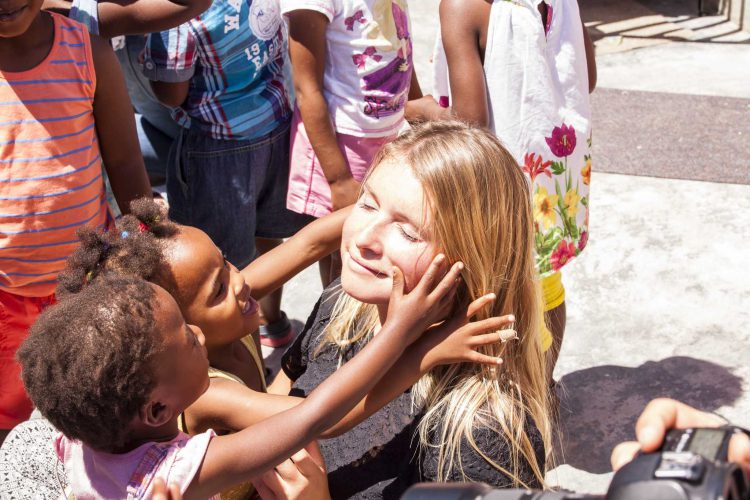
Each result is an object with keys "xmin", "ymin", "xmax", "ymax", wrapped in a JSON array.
[
  {"xmin": 419, "ymin": 293, "xmax": 511, "ymax": 370},
  {"xmin": 385, "ymin": 254, "xmax": 464, "ymax": 344},
  {"xmin": 253, "ymin": 442, "xmax": 330, "ymax": 500}
]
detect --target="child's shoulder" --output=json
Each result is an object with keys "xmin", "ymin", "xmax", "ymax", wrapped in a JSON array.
[{"xmin": 56, "ymin": 430, "xmax": 218, "ymax": 498}]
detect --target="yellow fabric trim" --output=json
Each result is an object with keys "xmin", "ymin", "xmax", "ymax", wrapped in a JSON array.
[
  {"xmin": 541, "ymin": 271, "xmax": 565, "ymax": 312},
  {"xmin": 539, "ymin": 272, "xmax": 565, "ymax": 352},
  {"xmin": 206, "ymin": 334, "xmax": 267, "ymax": 390}
]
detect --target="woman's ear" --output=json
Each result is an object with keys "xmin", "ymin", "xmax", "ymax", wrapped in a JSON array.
[{"xmin": 140, "ymin": 399, "xmax": 174, "ymax": 428}]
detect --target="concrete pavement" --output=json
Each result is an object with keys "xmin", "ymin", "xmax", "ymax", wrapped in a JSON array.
[{"xmin": 266, "ymin": 0, "xmax": 750, "ymax": 494}]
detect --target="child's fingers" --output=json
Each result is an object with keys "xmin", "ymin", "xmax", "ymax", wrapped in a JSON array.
[
  {"xmin": 254, "ymin": 472, "xmax": 281, "ymax": 500},
  {"xmin": 466, "ymin": 316, "xmax": 516, "ymax": 344},
  {"xmin": 303, "ymin": 441, "xmax": 326, "ymax": 472},
  {"xmin": 416, "ymin": 254, "xmax": 447, "ymax": 293},
  {"xmin": 274, "ymin": 457, "xmax": 302, "ymax": 482},
  {"xmin": 465, "ymin": 293, "xmax": 497, "ymax": 319},
  {"xmin": 428, "ymin": 261, "xmax": 463, "ymax": 301},
  {"xmin": 152, "ymin": 478, "xmax": 169, "ymax": 500},
  {"xmin": 168, "ymin": 483, "xmax": 182, "ymax": 500},
  {"xmin": 390, "ymin": 266, "xmax": 405, "ymax": 300},
  {"xmin": 254, "ymin": 481, "xmax": 277, "ymax": 500},
  {"xmin": 466, "ymin": 351, "xmax": 504, "ymax": 366},
  {"xmin": 290, "ymin": 447, "xmax": 325, "ymax": 478}
]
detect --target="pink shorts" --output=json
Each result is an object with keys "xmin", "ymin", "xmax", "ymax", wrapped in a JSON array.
[
  {"xmin": 0, "ymin": 289, "xmax": 56, "ymax": 429},
  {"xmin": 286, "ymin": 107, "xmax": 396, "ymax": 218}
]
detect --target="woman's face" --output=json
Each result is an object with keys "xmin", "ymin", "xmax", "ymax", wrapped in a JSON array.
[{"xmin": 341, "ymin": 159, "xmax": 437, "ymax": 304}]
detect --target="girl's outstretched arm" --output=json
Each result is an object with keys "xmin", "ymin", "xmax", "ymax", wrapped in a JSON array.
[
  {"xmin": 241, "ymin": 207, "xmax": 352, "ymax": 301},
  {"xmin": 41, "ymin": 0, "xmax": 211, "ymax": 37},
  {"xmin": 187, "ymin": 296, "xmax": 508, "ymax": 438},
  {"xmin": 440, "ymin": 0, "xmax": 491, "ymax": 126},
  {"xmin": 91, "ymin": 35, "xmax": 152, "ymax": 214},
  {"xmin": 287, "ymin": 10, "xmax": 359, "ymax": 212},
  {"xmin": 184, "ymin": 257, "xmax": 462, "ymax": 499}
]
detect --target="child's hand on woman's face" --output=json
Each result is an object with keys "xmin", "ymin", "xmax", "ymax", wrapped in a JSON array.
[
  {"xmin": 385, "ymin": 254, "xmax": 463, "ymax": 345},
  {"xmin": 253, "ymin": 442, "xmax": 330, "ymax": 500},
  {"xmin": 419, "ymin": 294, "xmax": 512, "ymax": 369}
]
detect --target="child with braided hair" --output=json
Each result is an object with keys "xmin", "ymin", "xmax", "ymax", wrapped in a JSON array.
[{"xmin": 57, "ymin": 197, "xmax": 345, "ymax": 397}]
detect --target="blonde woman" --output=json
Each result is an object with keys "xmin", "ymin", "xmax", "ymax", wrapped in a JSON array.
[{"xmin": 271, "ymin": 121, "xmax": 552, "ymax": 497}]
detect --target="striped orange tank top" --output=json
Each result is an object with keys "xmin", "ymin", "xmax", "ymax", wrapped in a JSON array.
[{"xmin": 0, "ymin": 13, "xmax": 111, "ymax": 298}]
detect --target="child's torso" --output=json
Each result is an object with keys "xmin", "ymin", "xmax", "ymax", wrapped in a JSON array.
[
  {"xmin": 0, "ymin": 14, "xmax": 109, "ymax": 297},
  {"xmin": 151, "ymin": 0, "xmax": 293, "ymax": 141},
  {"xmin": 284, "ymin": 0, "xmax": 414, "ymax": 137}
]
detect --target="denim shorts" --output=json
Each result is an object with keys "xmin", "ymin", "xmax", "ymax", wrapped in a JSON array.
[{"xmin": 167, "ymin": 120, "xmax": 313, "ymax": 268}]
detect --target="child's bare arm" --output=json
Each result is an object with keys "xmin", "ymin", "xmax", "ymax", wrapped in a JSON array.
[
  {"xmin": 149, "ymin": 80, "xmax": 190, "ymax": 108},
  {"xmin": 405, "ymin": 67, "xmax": 448, "ymax": 123},
  {"xmin": 96, "ymin": 0, "xmax": 210, "ymax": 37},
  {"xmin": 41, "ymin": 0, "xmax": 210, "ymax": 38},
  {"xmin": 185, "ymin": 257, "xmax": 462, "ymax": 499},
  {"xmin": 191, "ymin": 298, "xmax": 508, "ymax": 435},
  {"xmin": 91, "ymin": 35, "xmax": 152, "ymax": 214},
  {"xmin": 581, "ymin": 19, "xmax": 597, "ymax": 93},
  {"xmin": 322, "ymin": 295, "xmax": 509, "ymax": 437},
  {"xmin": 287, "ymin": 10, "xmax": 359, "ymax": 212},
  {"xmin": 440, "ymin": 0, "xmax": 491, "ymax": 126},
  {"xmin": 241, "ymin": 207, "xmax": 351, "ymax": 300},
  {"xmin": 185, "ymin": 378, "xmax": 301, "ymax": 434}
]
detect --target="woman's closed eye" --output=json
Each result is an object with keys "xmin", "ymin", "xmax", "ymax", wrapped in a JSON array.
[
  {"xmin": 398, "ymin": 224, "xmax": 421, "ymax": 243},
  {"xmin": 357, "ymin": 199, "xmax": 377, "ymax": 211}
]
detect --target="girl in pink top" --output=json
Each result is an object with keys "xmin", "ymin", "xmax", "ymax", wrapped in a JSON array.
[
  {"xmin": 282, "ymin": 0, "xmax": 426, "ymax": 285},
  {"xmin": 18, "ymin": 256, "xmax": 477, "ymax": 498}
]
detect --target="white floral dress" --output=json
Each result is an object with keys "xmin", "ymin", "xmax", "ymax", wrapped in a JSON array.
[{"xmin": 433, "ymin": 0, "xmax": 592, "ymax": 276}]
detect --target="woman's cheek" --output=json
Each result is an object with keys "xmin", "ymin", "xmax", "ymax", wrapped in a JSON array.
[{"xmin": 398, "ymin": 244, "xmax": 437, "ymax": 293}]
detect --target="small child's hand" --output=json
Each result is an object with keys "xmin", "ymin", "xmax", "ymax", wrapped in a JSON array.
[
  {"xmin": 384, "ymin": 254, "xmax": 463, "ymax": 345},
  {"xmin": 253, "ymin": 443, "xmax": 330, "ymax": 500},
  {"xmin": 152, "ymin": 478, "xmax": 183, "ymax": 500},
  {"xmin": 419, "ymin": 293, "xmax": 513, "ymax": 370}
]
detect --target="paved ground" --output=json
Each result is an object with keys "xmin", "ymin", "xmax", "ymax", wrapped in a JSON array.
[{"xmin": 265, "ymin": 0, "xmax": 750, "ymax": 494}]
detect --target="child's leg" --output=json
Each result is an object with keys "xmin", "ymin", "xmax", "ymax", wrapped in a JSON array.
[
  {"xmin": 0, "ymin": 291, "xmax": 54, "ymax": 444},
  {"xmin": 541, "ymin": 271, "xmax": 566, "ymax": 383}
]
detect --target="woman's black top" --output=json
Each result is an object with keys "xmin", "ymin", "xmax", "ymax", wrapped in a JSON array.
[{"xmin": 281, "ymin": 282, "xmax": 545, "ymax": 499}]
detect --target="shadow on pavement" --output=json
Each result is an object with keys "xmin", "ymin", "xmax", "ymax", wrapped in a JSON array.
[{"xmin": 554, "ymin": 356, "xmax": 743, "ymax": 474}]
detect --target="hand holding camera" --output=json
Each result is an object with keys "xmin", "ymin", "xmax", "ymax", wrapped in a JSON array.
[{"xmin": 402, "ymin": 398, "xmax": 750, "ymax": 500}]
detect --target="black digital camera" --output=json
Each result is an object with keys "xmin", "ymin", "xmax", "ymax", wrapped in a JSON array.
[{"xmin": 402, "ymin": 427, "xmax": 750, "ymax": 500}]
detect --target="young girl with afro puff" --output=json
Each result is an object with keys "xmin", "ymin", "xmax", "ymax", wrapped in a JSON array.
[
  {"xmin": 17, "ymin": 264, "xmax": 476, "ymax": 498},
  {"xmin": 25, "ymin": 198, "xmax": 508, "ymax": 498}
]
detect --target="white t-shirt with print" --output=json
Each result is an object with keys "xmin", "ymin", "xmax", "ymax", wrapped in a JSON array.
[{"xmin": 281, "ymin": 0, "xmax": 412, "ymax": 137}]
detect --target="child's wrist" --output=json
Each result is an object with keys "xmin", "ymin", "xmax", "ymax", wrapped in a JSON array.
[{"xmin": 413, "ymin": 336, "xmax": 437, "ymax": 372}]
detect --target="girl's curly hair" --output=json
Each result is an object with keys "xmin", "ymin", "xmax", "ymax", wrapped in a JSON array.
[
  {"xmin": 18, "ymin": 275, "xmax": 162, "ymax": 452},
  {"xmin": 56, "ymin": 198, "xmax": 179, "ymax": 298}
]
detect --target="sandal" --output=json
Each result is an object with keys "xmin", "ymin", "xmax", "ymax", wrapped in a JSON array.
[{"xmin": 259, "ymin": 311, "xmax": 294, "ymax": 348}]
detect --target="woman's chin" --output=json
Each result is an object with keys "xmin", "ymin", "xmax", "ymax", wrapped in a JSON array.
[{"xmin": 341, "ymin": 271, "xmax": 389, "ymax": 305}]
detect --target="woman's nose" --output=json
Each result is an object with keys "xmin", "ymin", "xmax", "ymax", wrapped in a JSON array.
[{"xmin": 354, "ymin": 219, "xmax": 383, "ymax": 256}]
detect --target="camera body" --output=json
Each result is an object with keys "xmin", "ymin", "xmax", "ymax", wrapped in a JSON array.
[{"xmin": 402, "ymin": 427, "xmax": 750, "ymax": 500}]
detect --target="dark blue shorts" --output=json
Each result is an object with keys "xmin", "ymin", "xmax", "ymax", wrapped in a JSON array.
[{"xmin": 167, "ymin": 121, "xmax": 313, "ymax": 268}]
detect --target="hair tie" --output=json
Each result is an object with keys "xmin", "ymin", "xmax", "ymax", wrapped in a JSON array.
[
  {"xmin": 138, "ymin": 222, "xmax": 150, "ymax": 233},
  {"xmin": 121, "ymin": 230, "xmax": 130, "ymax": 239}
]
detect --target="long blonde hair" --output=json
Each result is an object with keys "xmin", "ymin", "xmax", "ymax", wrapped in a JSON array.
[{"xmin": 321, "ymin": 121, "xmax": 551, "ymax": 487}]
